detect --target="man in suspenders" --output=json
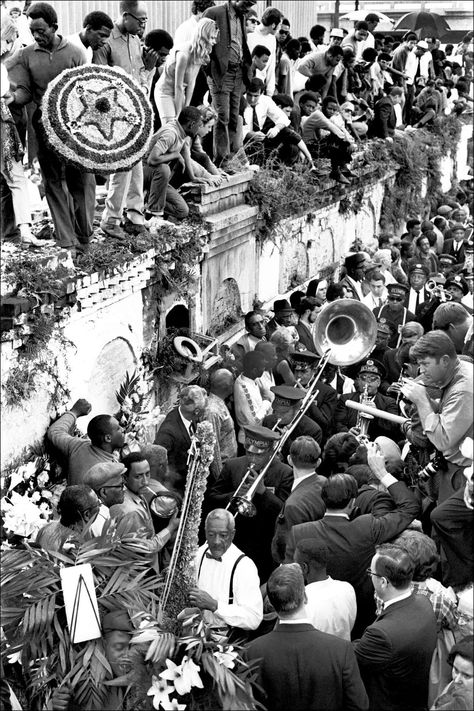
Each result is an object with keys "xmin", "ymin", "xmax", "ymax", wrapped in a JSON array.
[
  {"xmin": 373, "ymin": 283, "xmax": 416, "ymax": 349},
  {"xmin": 188, "ymin": 509, "xmax": 263, "ymax": 633}
]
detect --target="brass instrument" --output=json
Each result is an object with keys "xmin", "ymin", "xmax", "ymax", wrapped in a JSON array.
[
  {"xmin": 354, "ymin": 383, "xmax": 375, "ymax": 444},
  {"xmin": 345, "ymin": 399, "xmax": 409, "ymax": 426},
  {"xmin": 228, "ymin": 300, "xmax": 378, "ymax": 517},
  {"xmin": 426, "ymin": 279, "xmax": 452, "ymax": 302}
]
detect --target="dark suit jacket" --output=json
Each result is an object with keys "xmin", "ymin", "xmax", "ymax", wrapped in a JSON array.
[
  {"xmin": 245, "ymin": 623, "xmax": 369, "ymax": 711},
  {"xmin": 354, "ymin": 485, "xmax": 397, "ymax": 516},
  {"xmin": 372, "ymin": 305, "xmax": 417, "ymax": 348},
  {"xmin": 203, "ymin": 3, "xmax": 252, "ymax": 87},
  {"xmin": 295, "ymin": 321, "xmax": 316, "ymax": 352},
  {"xmin": 262, "ymin": 413, "xmax": 322, "ymax": 457},
  {"xmin": 205, "ymin": 455, "xmax": 293, "ymax": 582},
  {"xmin": 154, "ymin": 408, "xmax": 190, "ymax": 494},
  {"xmin": 271, "ymin": 473, "xmax": 326, "ymax": 563},
  {"xmin": 354, "ymin": 594, "xmax": 437, "ymax": 711},
  {"xmin": 335, "ymin": 391, "xmax": 401, "ymax": 441},
  {"xmin": 442, "ymin": 238, "xmax": 465, "ymax": 265},
  {"xmin": 285, "ymin": 481, "xmax": 419, "ymax": 635},
  {"xmin": 369, "ymin": 96, "xmax": 396, "ymax": 139}
]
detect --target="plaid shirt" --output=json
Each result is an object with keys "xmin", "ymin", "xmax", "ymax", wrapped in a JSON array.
[{"xmin": 375, "ymin": 582, "xmax": 459, "ymax": 633}]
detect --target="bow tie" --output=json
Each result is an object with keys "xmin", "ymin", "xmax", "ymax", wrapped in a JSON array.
[{"xmin": 205, "ymin": 552, "xmax": 222, "ymax": 562}]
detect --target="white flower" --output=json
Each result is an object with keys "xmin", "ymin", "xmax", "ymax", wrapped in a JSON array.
[
  {"xmin": 213, "ymin": 644, "xmax": 238, "ymax": 669},
  {"xmin": 41, "ymin": 489, "xmax": 53, "ymax": 499},
  {"xmin": 2, "ymin": 492, "xmax": 48, "ymax": 538},
  {"xmin": 147, "ymin": 675, "xmax": 174, "ymax": 710},
  {"xmin": 37, "ymin": 472, "xmax": 49, "ymax": 487},
  {"xmin": 160, "ymin": 657, "xmax": 202, "ymax": 696},
  {"xmin": 30, "ymin": 492, "xmax": 41, "ymax": 503},
  {"xmin": 160, "ymin": 699, "xmax": 186, "ymax": 711}
]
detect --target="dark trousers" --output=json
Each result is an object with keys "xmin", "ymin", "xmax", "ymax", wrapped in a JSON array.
[
  {"xmin": 431, "ymin": 487, "xmax": 474, "ymax": 588},
  {"xmin": 244, "ymin": 124, "xmax": 300, "ymax": 166},
  {"xmin": 207, "ymin": 65, "xmax": 243, "ymax": 165},
  {"xmin": 33, "ymin": 113, "xmax": 95, "ymax": 247},
  {"xmin": 0, "ymin": 173, "xmax": 19, "ymax": 239},
  {"xmin": 143, "ymin": 162, "xmax": 189, "ymax": 222}
]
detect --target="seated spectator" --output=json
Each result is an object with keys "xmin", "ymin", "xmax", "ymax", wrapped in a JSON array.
[
  {"xmin": 47, "ymin": 399, "xmax": 124, "ymax": 485},
  {"xmin": 231, "ymin": 310, "xmax": 267, "ymax": 366},
  {"xmin": 36, "ymin": 485, "xmax": 100, "ymax": 553},
  {"xmin": 250, "ymin": 43, "xmax": 271, "ymax": 83},
  {"xmin": 295, "ymin": 539, "xmax": 357, "ymax": 641},
  {"xmin": 242, "ymin": 79, "xmax": 315, "ymax": 168},
  {"xmin": 144, "ymin": 106, "xmax": 205, "ymax": 229},
  {"xmin": 302, "ymin": 95, "xmax": 356, "ymax": 183},
  {"xmin": 339, "ymin": 100, "xmax": 368, "ymax": 139},
  {"xmin": 298, "ymin": 91, "xmax": 321, "ymax": 127},
  {"xmin": 368, "ymin": 87, "xmax": 405, "ymax": 142},
  {"xmin": 412, "ymin": 80, "xmax": 442, "ymax": 127}
]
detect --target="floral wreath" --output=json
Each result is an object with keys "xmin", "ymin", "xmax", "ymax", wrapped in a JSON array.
[{"xmin": 40, "ymin": 65, "xmax": 153, "ymax": 174}]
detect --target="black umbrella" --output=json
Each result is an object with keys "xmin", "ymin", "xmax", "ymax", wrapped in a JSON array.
[{"xmin": 394, "ymin": 11, "xmax": 451, "ymax": 37}]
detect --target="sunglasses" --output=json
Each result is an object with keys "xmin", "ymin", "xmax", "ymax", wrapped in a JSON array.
[
  {"xmin": 279, "ymin": 29, "xmax": 290, "ymax": 34},
  {"xmin": 388, "ymin": 296, "xmax": 403, "ymax": 302}
]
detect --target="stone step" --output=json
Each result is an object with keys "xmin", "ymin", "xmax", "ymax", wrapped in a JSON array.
[{"xmin": 204, "ymin": 204, "xmax": 259, "ymax": 233}]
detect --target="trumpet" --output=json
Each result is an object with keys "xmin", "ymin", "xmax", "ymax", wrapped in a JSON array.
[
  {"xmin": 426, "ymin": 279, "xmax": 452, "ymax": 302},
  {"xmin": 354, "ymin": 384, "xmax": 375, "ymax": 444},
  {"xmin": 228, "ymin": 300, "xmax": 379, "ymax": 517}
]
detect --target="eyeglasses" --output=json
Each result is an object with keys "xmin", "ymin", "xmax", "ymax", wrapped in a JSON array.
[
  {"xmin": 388, "ymin": 296, "xmax": 403, "ymax": 302},
  {"xmin": 366, "ymin": 568, "xmax": 384, "ymax": 579},
  {"xmin": 126, "ymin": 12, "xmax": 148, "ymax": 25},
  {"xmin": 279, "ymin": 29, "xmax": 290, "ymax": 34}
]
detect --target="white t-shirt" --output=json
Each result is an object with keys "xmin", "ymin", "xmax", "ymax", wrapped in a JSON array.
[{"xmin": 305, "ymin": 577, "xmax": 357, "ymax": 640}]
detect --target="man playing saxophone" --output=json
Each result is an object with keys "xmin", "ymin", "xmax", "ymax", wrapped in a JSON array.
[{"xmin": 334, "ymin": 359, "xmax": 401, "ymax": 441}]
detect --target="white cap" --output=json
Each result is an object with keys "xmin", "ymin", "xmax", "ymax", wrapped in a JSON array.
[
  {"xmin": 330, "ymin": 28, "xmax": 345, "ymax": 38},
  {"xmin": 417, "ymin": 40, "xmax": 429, "ymax": 50}
]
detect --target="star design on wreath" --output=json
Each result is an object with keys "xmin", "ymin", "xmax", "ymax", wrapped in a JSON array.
[{"xmin": 71, "ymin": 85, "xmax": 136, "ymax": 141}]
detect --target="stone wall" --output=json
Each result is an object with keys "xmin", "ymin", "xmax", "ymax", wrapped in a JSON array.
[{"xmin": 1, "ymin": 125, "xmax": 471, "ymax": 468}]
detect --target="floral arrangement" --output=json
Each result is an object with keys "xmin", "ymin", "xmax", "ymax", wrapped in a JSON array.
[
  {"xmin": 1, "ymin": 422, "xmax": 260, "ymax": 711},
  {"xmin": 40, "ymin": 65, "xmax": 154, "ymax": 174},
  {"xmin": 115, "ymin": 367, "xmax": 162, "ymax": 449},
  {"xmin": 0, "ymin": 444, "xmax": 65, "ymax": 542}
]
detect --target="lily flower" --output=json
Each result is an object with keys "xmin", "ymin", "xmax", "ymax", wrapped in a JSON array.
[
  {"xmin": 213, "ymin": 645, "xmax": 238, "ymax": 669},
  {"xmin": 147, "ymin": 675, "xmax": 174, "ymax": 710}
]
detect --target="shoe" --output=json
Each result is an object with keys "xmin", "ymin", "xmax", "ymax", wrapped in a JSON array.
[
  {"xmin": 146, "ymin": 216, "xmax": 176, "ymax": 235},
  {"xmin": 330, "ymin": 169, "xmax": 350, "ymax": 184},
  {"xmin": 100, "ymin": 218, "xmax": 126, "ymax": 239},
  {"xmin": 122, "ymin": 216, "xmax": 148, "ymax": 236}
]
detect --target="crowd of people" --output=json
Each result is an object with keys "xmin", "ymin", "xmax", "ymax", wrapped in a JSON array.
[
  {"xmin": 1, "ymin": 2, "xmax": 474, "ymax": 710},
  {"xmin": 19, "ymin": 187, "xmax": 473, "ymax": 710},
  {"xmin": 1, "ymin": 0, "xmax": 473, "ymax": 252}
]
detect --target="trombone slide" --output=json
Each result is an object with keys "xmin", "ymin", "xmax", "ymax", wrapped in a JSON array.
[{"xmin": 346, "ymin": 399, "xmax": 409, "ymax": 425}]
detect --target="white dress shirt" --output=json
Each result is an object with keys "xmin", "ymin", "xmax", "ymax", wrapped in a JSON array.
[
  {"xmin": 408, "ymin": 287, "xmax": 426, "ymax": 314},
  {"xmin": 242, "ymin": 95, "xmax": 290, "ymax": 139},
  {"xmin": 195, "ymin": 543, "xmax": 263, "ymax": 630},
  {"xmin": 362, "ymin": 288, "xmax": 388, "ymax": 310},
  {"xmin": 305, "ymin": 577, "xmax": 357, "ymax": 640},
  {"xmin": 382, "ymin": 589, "xmax": 413, "ymax": 610},
  {"xmin": 234, "ymin": 374, "xmax": 272, "ymax": 443}
]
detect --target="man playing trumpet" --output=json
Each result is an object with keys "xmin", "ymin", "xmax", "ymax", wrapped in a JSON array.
[{"xmin": 401, "ymin": 330, "xmax": 473, "ymax": 502}]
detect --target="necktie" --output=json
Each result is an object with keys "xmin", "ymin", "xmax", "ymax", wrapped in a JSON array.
[
  {"xmin": 252, "ymin": 105, "xmax": 259, "ymax": 132},
  {"xmin": 415, "ymin": 291, "xmax": 420, "ymax": 312},
  {"xmin": 205, "ymin": 552, "xmax": 222, "ymax": 562},
  {"xmin": 189, "ymin": 422, "xmax": 196, "ymax": 437}
]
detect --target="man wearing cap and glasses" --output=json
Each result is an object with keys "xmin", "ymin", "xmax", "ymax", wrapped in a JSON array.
[
  {"xmin": 374, "ymin": 282, "xmax": 417, "ymax": 349},
  {"xmin": 83, "ymin": 461, "xmax": 127, "ymax": 536},
  {"xmin": 290, "ymin": 350, "xmax": 338, "ymax": 440},
  {"xmin": 335, "ymin": 359, "xmax": 400, "ymax": 441},
  {"xmin": 263, "ymin": 384, "xmax": 323, "ymax": 456},
  {"xmin": 205, "ymin": 424, "xmax": 293, "ymax": 581}
]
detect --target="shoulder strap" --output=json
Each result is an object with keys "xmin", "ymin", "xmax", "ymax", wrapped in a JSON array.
[
  {"xmin": 228, "ymin": 554, "xmax": 246, "ymax": 604},
  {"xmin": 197, "ymin": 547, "xmax": 208, "ymax": 581}
]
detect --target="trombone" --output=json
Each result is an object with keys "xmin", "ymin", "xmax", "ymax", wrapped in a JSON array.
[{"xmin": 228, "ymin": 300, "xmax": 379, "ymax": 517}]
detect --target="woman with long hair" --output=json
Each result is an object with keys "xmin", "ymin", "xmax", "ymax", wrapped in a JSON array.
[{"xmin": 155, "ymin": 18, "xmax": 218, "ymax": 123}]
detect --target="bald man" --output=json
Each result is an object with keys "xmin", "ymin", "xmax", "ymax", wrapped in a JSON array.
[{"xmin": 207, "ymin": 369, "xmax": 238, "ymax": 468}]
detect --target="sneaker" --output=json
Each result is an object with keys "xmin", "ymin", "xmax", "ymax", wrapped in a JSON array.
[
  {"xmin": 100, "ymin": 218, "xmax": 126, "ymax": 239},
  {"xmin": 122, "ymin": 216, "xmax": 148, "ymax": 236},
  {"xmin": 146, "ymin": 216, "xmax": 176, "ymax": 235}
]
